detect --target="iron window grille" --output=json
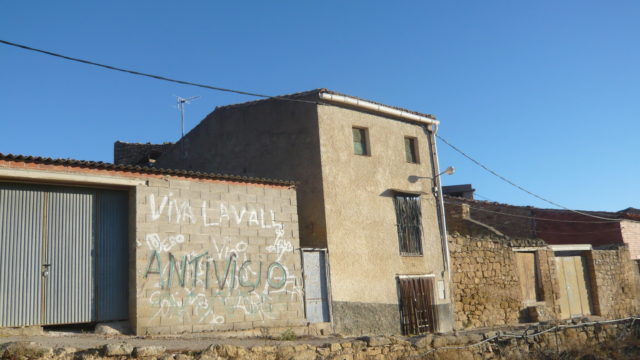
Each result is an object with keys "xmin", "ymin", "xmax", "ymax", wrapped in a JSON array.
[{"xmin": 393, "ymin": 193, "xmax": 423, "ymax": 255}]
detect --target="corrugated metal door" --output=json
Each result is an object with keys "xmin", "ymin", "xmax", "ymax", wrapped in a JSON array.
[
  {"xmin": 302, "ymin": 250, "xmax": 330, "ymax": 323},
  {"xmin": 398, "ymin": 276, "xmax": 436, "ymax": 335},
  {"xmin": 44, "ymin": 188, "xmax": 95, "ymax": 325},
  {"xmin": 0, "ymin": 184, "xmax": 45, "ymax": 326},
  {"xmin": 96, "ymin": 190, "xmax": 129, "ymax": 321},
  {"xmin": 0, "ymin": 183, "xmax": 128, "ymax": 327}
]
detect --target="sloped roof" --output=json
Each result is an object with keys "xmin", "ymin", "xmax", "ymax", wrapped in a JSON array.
[
  {"xmin": 0, "ymin": 153, "xmax": 295, "ymax": 186},
  {"xmin": 214, "ymin": 88, "xmax": 437, "ymax": 120}
]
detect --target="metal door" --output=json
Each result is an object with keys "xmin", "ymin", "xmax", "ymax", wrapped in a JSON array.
[
  {"xmin": 302, "ymin": 250, "xmax": 330, "ymax": 323},
  {"xmin": 44, "ymin": 188, "xmax": 96, "ymax": 325},
  {"xmin": 96, "ymin": 190, "xmax": 129, "ymax": 321},
  {"xmin": 398, "ymin": 276, "xmax": 436, "ymax": 335},
  {"xmin": 0, "ymin": 184, "xmax": 45, "ymax": 326},
  {"xmin": 0, "ymin": 183, "xmax": 128, "ymax": 327}
]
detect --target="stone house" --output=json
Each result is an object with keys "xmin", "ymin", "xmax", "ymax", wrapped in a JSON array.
[
  {"xmin": 444, "ymin": 194, "xmax": 640, "ymax": 330},
  {"xmin": 115, "ymin": 89, "xmax": 454, "ymax": 335},
  {"xmin": 0, "ymin": 153, "xmax": 305, "ymax": 335}
]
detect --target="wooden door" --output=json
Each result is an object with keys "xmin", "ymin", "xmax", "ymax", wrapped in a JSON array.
[
  {"xmin": 398, "ymin": 277, "xmax": 436, "ymax": 335},
  {"xmin": 515, "ymin": 252, "xmax": 539, "ymax": 303},
  {"xmin": 555, "ymin": 253, "xmax": 593, "ymax": 318}
]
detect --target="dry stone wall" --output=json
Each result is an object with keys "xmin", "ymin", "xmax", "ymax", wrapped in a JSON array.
[
  {"xmin": 133, "ymin": 177, "xmax": 305, "ymax": 335},
  {"xmin": 589, "ymin": 246, "xmax": 640, "ymax": 318},
  {"xmin": 448, "ymin": 233, "xmax": 522, "ymax": 329}
]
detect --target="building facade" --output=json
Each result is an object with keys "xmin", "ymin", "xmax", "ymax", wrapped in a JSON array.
[
  {"xmin": 444, "ymin": 195, "xmax": 640, "ymax": 330},
  {"xmin": 0, "ymin": 154, "xmax": 305, "ymax": 335},
  {"xmin": 118, "ymin": 89, "xmax": 454, "ymax": 335}
]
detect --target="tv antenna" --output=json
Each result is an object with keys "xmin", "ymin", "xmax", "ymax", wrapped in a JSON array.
[{"xmin": 176, "ymin": 95, "xmax": 200, "ymax": 138}]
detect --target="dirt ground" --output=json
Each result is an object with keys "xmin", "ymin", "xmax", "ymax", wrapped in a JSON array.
[{"xmin": 0, "ymin": 330, "xmax": 347, "ymax": 352}]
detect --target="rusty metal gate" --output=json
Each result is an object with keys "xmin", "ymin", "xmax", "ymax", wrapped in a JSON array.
[
  {"xmin": 0, "ymin": 183, "xmax": 128, "ymax": 327},
  {"xmin": 302, "ymin": 249, "xmax": 330, "ymax": 323},
  {"xmin": 398, "ymin": 276, "xmax": 436, "ymax": 335}
]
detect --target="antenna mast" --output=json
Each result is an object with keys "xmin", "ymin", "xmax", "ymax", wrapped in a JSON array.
[{"xmin": 176, "ymin": 95, "xmax": 200, "ymax": 138}]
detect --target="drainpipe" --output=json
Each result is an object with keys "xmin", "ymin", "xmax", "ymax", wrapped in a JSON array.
[
  {"xmin": 427, "ymin": 124, "xmax": 451, "ymax": 279},
  {"xmin": 319, "ymin": 92, "xmax": 440, "ymax": 126}
]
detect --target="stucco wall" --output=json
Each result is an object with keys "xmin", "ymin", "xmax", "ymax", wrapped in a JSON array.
[
  {"xmin": 133, "ymin": 177, "xmax": 304, "ymax": 335},
  {"xmin": 155, "ymin": 99, "xmax": 328, "ymax": 249},
  {"xmin": 316, "ymin": 104, "xmax": 450, "ymax": 334},
  {"xmin": 621, "ymin": 220, "xmax": 640, "ymax": 260}
]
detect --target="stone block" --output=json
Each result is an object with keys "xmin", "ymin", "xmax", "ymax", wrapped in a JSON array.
[
  {"xmin": 362, "ymin": 336, "xmax": 391, "ymax": 347},
  {"xmin": 103, "ymin": 343, "xmax": 133, "ymax": 356},
  {"xmin": 134, "ymin": 346, "xmax": 166, "ymax": 357}
]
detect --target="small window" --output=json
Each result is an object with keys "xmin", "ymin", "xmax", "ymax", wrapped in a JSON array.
[
  {"xmin": 404, "ymin": 137, "xmax": 419, "ymax": 163},
  {"xmin": 393, "ymin": 193, "xmax": 423, "ymax": 255},
  {"xmin": 352, "ymin": 127, "xmax": 369, "ymax": 156}
]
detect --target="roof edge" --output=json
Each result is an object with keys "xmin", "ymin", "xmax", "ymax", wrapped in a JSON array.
[{"xmin": 0, "ymin": 153, "xmax": 295, "ymax": 186}]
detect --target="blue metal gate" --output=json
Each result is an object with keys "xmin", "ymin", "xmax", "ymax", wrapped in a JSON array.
[{"xmin": 302, "ymin": 250, "xmax": 330, "ymax": 323}]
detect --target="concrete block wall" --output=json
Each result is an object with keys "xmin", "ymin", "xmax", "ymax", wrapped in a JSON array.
[{"xmin": 132, "ymin": 177, "xmax": 305, "ymax": 335}]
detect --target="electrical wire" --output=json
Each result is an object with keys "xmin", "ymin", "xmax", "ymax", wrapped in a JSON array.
[
  {"xmin": 436, "ymin": 135, "xmax": 627, "ymax": 222},
  {"xmin": 443, "ymin": 199, "xmax": 622, "ymax": 224},
  {"xmin": 0, "ymin": 39, "xmax": 319, "ymax": 105},
  {"xmin": 1, "ymin": 39, "xmax": 636, "ymax": 223}
]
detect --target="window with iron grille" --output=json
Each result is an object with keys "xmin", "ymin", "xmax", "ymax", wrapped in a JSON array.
[{"xmin": 394, "ymin": 193, "xmax": 423, "ymax": 255}]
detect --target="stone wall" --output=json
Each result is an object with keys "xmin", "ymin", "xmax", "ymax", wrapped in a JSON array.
[
  {"xmin": 589, "ymin": 246, "xmax": 640, "ymax": 318},
  {"xmin": 448, "ymin": 232, "xmax": 640, "ymax": 331},
  {"xmin": 449, "ymin": 233, "xmax": 544, "ymax": 329},
  {"xmin": 133, "ymin": 177, "xmax": 305, "ymax": 335}
]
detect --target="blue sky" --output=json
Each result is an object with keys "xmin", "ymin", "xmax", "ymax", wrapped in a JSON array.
[{"xmin": 1, "ymin": 1, "xmax": 638, "ymax": 211}]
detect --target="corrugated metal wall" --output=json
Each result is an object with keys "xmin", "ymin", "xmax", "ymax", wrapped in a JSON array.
[
  {"xmin": 0, "ymin": 184, "xmax": 45, "ymax": 326},
  {"xmin": 96, "ymin": 190, "xmax": 129, "ymax": 321},
  {"xmin": 44, "ymin": 188, "xmax": 95, "ymax": 325},
  {"xmin": 0, "ymin": 183, "xmax": 128, "ymax": 327}
]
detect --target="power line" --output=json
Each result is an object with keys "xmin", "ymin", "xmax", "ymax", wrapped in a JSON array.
[
  {"xmin": 436, "ymin": 135, "xmax": 624, "ymax": 222},
  {"xmin": 1, "ymin": 39, "xmax": 635, "ymax": 224},
  {"xmin": 444, "ymin": 199, "xmax": 622, "ymax": 224},
  {"xmin": 0, "ymin": 39, "xmax": 318, "ymax": 105}
]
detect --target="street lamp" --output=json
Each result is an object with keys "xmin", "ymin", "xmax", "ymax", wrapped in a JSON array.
[{"xmin": 407, "ymin": 166, "xmax": 455, "ymax": 184}]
